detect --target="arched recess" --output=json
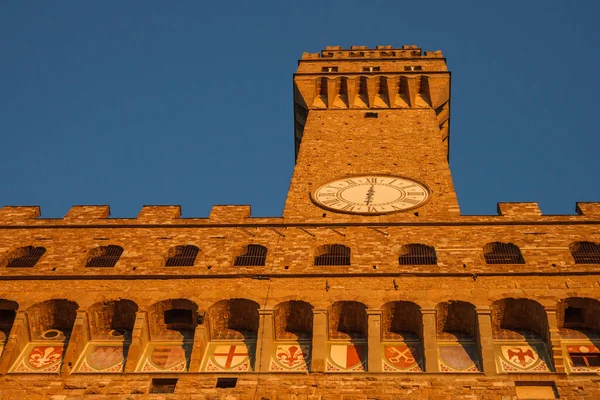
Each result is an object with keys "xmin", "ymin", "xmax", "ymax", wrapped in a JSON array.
[
  {"xmin": 69, "ymin": 300, "xmax": 139, "ymax": 373},
  {"xmin": 326, "ymin": 301, "xmax": 368, "ymax": 372},
  {"xmin": 134, "ymin": 299, "xmax": 199, "ymax": 373},
  {"xmin": 201, "ymin": 299, "xmax": 260, "ymax": 373},
  {"xmin": 381, "ymin": 301, "xmax": 423, "ymax": 372},
  {"xmin": 557, "ymin": 298, "xmax": 600, "ymax": 372},
  {"xmin": 436, "ymin": 301, "xmax": 481, "ymax": 372},
  {"xmin": 274, "ymin": 301, "xmax": 313, "ymax": 340},
  {"xmin": 207, "ymin": 299, "xmax": 259, "ymax": 340},
  {"xmin": 491, "ymin": 298, "xmax": 553, "ymax": 373},
  {"xmin": 271, "ymin": 301, "xmax": 313, "ymax": 372},
  {"xmin": 8, "ymin": 299, "xmax": 78, "ymax": 373},
  {"xmin": 0, "ymin": 300, "xmax": 18, "ymax": 351}
]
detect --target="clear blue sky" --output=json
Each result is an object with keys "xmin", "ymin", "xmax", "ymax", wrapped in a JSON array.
[{"xmin": 1, "ymin": 1, "xmax": 599, "ymax": 218}]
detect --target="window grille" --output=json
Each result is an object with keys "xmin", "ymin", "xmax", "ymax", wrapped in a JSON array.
[
  {"xmin": 399, "ymin": 244, "xmax": 437, "ymax": 265},
  {"xmin": 570, "ymin": 242, "xmax": 600, "ymax": 264},
  {"xmin": 150, "ymin": 378, "xmax": 178, "ymax": 394},
  {"xmin": 6, "ymin": 246, "xmax": 46, "ymax": 268},
  {"xmin": 234, "ymin": 245, "xmax": 267, "ymax": 266},
  {"xmin": 165, "ymin": 245, "xmax": 199, "ymax": 267},
  {"xmin": 314, "ymin": 244, "xmax": 350, "ymax": 266},
  {"xmin": 86, "ymin": 245, "xmax": 123, "ymax": 268},
  {"xmin": 483, "ymin": 242, "xmax": 525, "ymax": 264}
]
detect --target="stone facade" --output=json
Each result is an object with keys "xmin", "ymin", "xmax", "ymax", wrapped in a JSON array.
[{"xmin": 0, "ymin": 46, "xmax": 599, "ymax": 399}]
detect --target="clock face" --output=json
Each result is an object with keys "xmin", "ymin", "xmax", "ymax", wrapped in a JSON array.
[{"xmin": 312, "ymin": 175, "xmax": 430, "ymax": 215}]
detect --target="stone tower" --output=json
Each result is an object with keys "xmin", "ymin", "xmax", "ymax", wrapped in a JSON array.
[{"xmin": 0, "ymin": 45, "xmax": 598, "ymax": 399}]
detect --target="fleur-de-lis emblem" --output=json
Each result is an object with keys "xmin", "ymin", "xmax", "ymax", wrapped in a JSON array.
[
  {"xmin": 29, "ymin": 346, "xmax": 62, "ymax": 368},
  {"xmin": 276, "ymin": 345, "xmax": 307, "ymax": 367}
]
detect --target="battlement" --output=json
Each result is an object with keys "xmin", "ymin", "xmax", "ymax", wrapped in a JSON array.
[
  {"xmin": 300, "ymin": 45, "xmax": 444, "ymax": 60},
  {"xmin": 0, "ymin": 202, "xmax": 599, "ymax": 225}
]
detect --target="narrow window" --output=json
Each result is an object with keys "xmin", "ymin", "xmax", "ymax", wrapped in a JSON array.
[
  {"xmin": 86, "ymin": 245, "xmax": 123, "ymax": 268},
  {"xmin": 150, "ymin": 378, "xmax": 178, "ymax": 394},
  {"xmin": 322, "ymin": 66, "xmax": 338, "ymax": 72},
  {"xmin": 363, "ymin": 66, "xmax": 380, "ymax": 72},
  {"xmin": 6, "ymin": 246, "xmax": 46, "ymax": 268},
  {"xmin": 570, "ymin": 241, "xmax": 600, "ymax": 264},
  {"xmin": 216, "ymin": 377, "xmax": 238, "ymax": 388},
  {"xmin": 234, "ymin": 244, "xmax": 267, "ymax": 266},
  {"xmin": 483, "ymin": 242, "xmax": 525, "ymax": 264},
  {"xmin": 399, "ymin": 244, "xmax": 437, "ymax": 265},
  {"xmin": 314, "ymin": 244, "xmax": 350, "ymax": 266},
  {"xmin": 364, "ymin": 112, "xmax": 378, "ymax": 118},
  {"xmin": 165, "ymin": 245, "xmax": 199, "ymax": 267}
]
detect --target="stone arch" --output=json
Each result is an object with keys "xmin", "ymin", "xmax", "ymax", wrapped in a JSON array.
[
  {"xmin": 329, "ymin": 301, "xmax": 367, "ymax": 340},
  {"xmin": 436, "ymin": 301, "xmax": 477, "ymax": 340},
  {"xmin": 26, "ymin": 299, "xmax": 78, "ymax": 340},
  {"xmin": 207, "ymin": 299, "xmax": 259, "ymax": 340},
  {"xmin": 87, "ymin": 299, "xmax": 138, "ymax": 339},
  {"xmin": 492, "ymin": 298, "xmax": 547, "ymax": 339},
  {"xmin": 558, "ymin": 297, "xmax": 600, "ymax": 333},
  {"xmin": 382, "ymin": 301, "xmax": 422, "ymax": 341},
  {"xmin": 314, "ymin": 244, "xmax": 351, "ymax": 266},
  {"xmin": 274, "ymin": 301, "xmax": 313, "ymax": 340},
  {"xmin": 147, "ymin": 299, "xmax": 198, "ymax": 341}
]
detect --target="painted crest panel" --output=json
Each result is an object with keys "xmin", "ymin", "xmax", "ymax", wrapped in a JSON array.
[
  {"xmin": 326, "ymin": 343, "xmax": 366, "ymax": 372},
  {"xmin": 382, "ymin": 343, "xmax": 422, "ymax": 372},
  {"xmin": 270, "ymin": 342, "xmax": 311, "ymax": 372},
  {"xmin": 11, "ymin": 344, "xmax": 65, "ymax": 373},
  {"xmin": 438, "ymin": 344, "xmax": 481, "ymax": 372},
  {"xmin": 497, "ymin": 344, "xmax": 552, "ymax": 373},
  {"xmin": 202, "ymin": 342, "xmax": 254, "ymax": 372},
  {"xmin": 137, "ymin": 343, "xmax": 190, "ymax": 372},
  {"xmin": 74, "ymin": 343, "xmax": 125, "ymax": 373}
]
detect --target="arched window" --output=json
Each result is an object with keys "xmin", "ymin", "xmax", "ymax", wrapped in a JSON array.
[
  {"xmin": 314, "ymin": 244, "xmax": 350, "ymax": 266},
  {"xmin": 165, "ymin": 245, "xmax": 199, "ymax": 267},
  {"xmin": 86, "ymin": 245, "xmax": 123, "ymax": 268},
  {"xmin": 234, "ymin": 244, "xmax": 267, "ymax": 266},
  {"xmin": 399, "ymin": 244, "xmax": 437, "ymax": 265},
  {"xmin": 570, "ymin": 242, "xmax": 600, "ymax": 264},
  {"xmin": 483, "ymin": 242, "xmax": 524, "ymax": 264},
  {"xmin": 5, "ymin": 246, "xmax": 46, "ymax": 268}
]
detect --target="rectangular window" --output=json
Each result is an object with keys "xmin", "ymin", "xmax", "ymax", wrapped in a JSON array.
[
  {"xmin": 570, "ymin": 353, "xmax": 600, "ymax": 367},
  {"xmin": 322, "ymin": 66, "xmax": 338, "ymax": 72},
  {"xmin": 216, "ymin": 377, "xmax": 238, "ymax": 388},
  {"xmin": 150, "ymin": 379, "xmax": 178, "ymax": 394},
  {"xmin": 363, "ymin": 66, "xmax": 380, "ymax": 72},
  {"xmin": 515, "ymin": 382, "xmax": 558, "ymax": 399},
  {"xmin": 364, "ymin": 112, "xmax": 378, "ymax": 118}
]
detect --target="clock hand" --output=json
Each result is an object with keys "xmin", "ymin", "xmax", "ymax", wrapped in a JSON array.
[{"xmin": 365, "ymin": 185, "xmax": 375, "ymax": 205}]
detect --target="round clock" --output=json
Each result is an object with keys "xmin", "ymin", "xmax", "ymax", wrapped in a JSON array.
[{"xmin": 311, "ymin": 175, "xmax": 430, "ymax": 215}]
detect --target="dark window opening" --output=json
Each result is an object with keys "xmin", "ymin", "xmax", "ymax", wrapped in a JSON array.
[
  {"xmin": 315, "ymin": 244, "xmax": 351, "ymax": 266},
  {"xmin": 570, "ymin": 241, "xmax": 600, "ymax": 264},
  {"xmin": 150, "ymin": 378, "xmax": 177, "ymax": 394},
  {"xmin": 6, "ymin": 246, "xmax": 46, "ymax": 268},
  {"xmin": 363, "ymin": 66, "xmax": 380, "ymax": 72},
  {"xmin": 399, "ymin": 244, "xmax": 437, "ymax": 265},
  {"xmin": 234, "ymin": 244, "xmax": 267, "ymax": 266},
  {"xmin": 564, "ymin": 306, "xmax": 585, "ymax": 327},
  {"xmin": 570, "ymin": 353, "xmax": 600, "ymax": 367},
  {"xmin": 365, "ymin": 112, "xmax": 378, "ymax": 118},
  {"xmin": 322, "ymin": 66, "xmax": 338, "ymax": 72},
  {"xmin": 483, "ymin": 242, "xmax": 525, "ymax": 264},
  {"xmin": 164, "ymin": 309, "xmax": 194, "ymax": 330},
  {"xmin": 86, "ymin": 245, "xmax": 123, "ymax": 268},
  {"xmin": 216, "ymin": 377, "xmax": 238, "ymax": 389},
  {"xmin": 166, "ymin": 245, "xmax": 199, "ymax": 267}
]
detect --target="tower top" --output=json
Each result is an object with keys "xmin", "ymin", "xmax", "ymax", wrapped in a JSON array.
[{"xmin": 300, "ymin": 45, "xmax": 444, "ymax": 61}]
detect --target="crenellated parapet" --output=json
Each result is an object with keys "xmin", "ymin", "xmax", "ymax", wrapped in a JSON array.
[
  {"xmin": 0, "ymin": 202, "xmax": 599, "ymax": 225},
  {"xmin": 300, "ymin": 45, "xmax": 444, "ymax": 60}
]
